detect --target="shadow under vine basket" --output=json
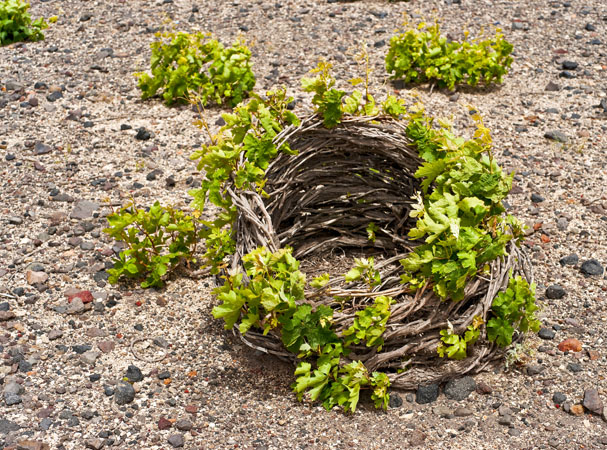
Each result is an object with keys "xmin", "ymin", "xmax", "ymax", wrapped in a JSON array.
[{"xmin": 225, "ymin": 114, "xmax": 533, "ymax": 390}]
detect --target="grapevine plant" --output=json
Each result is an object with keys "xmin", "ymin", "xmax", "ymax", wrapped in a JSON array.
[
  {"xmin": 136, "ymin": 30, "xmax": 255, "ymax": 106},
  {"xmin": 386, "ymin": 21, "xmax": 513, "ymax": 89},
  {"xmin": 103, "ymin": 202, "xmax": 205, "ymax": 288},
  {"xmin": 188, "ymin": 62, "xmax": 538, "ymax": 411},
  {"xmin": 0, "ymin": 0, "xmax": 48, "ymax": 45}
]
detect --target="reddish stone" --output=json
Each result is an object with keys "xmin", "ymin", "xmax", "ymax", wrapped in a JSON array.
[
  {"xmin": 476, "ymin": 381, "xmax": 493, "ymax": 395},
  {"xmin": 587, "ymin": 349, "xmax": 600, "ymax": 361},
  {"xmin": 100, "ymin": 247, "xmax": 114, "ymax": 257},
  {"xmin": 97, "ymin": 340, "xmax": 115, "ymax": 353},
  {"xmin": 557, "ymin": 338, "xmax": 583, "ymax": 353},
  {"xmin": 185, "ymin": 405, "xmax": 197, "ymax": 414},
  {"xmin": 67, "ymin": 290, "xmax": 93, "ymax": 304},
  {"xmin": 408, "ymin": 430, "xmax": 426, "ymax": 447},
  {"xmin": 158, "ymin": 417, "xmax": 172, "ymax": 430}
]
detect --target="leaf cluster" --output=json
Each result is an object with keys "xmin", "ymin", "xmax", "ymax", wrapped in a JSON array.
[
  {"xmin": 293, "ymin": 351, "xmax": 390, "ymax": 413},
  {"xmin": 0, "ymin": 0, "xmax": 47, "ymax": 45},
  {"xmin": 301, "ymin": 59, "xmax": 386, "ymax": 129},
  {"xmin": 103, "ymin": 202, "xmax": 203, "ymax": 288},
  {"xmin": 366, "ymin": 222, "xmax": 379, "ymax": 243},
  {"xmin": 189, "ymin": 89, "xmax": 300, "ymax": 273},
  {"xmin": 211, "ymin": 247, "xmax": 315, "ymax": 341},
  {"xmin": 385, "ymin": 22, "xmax": 513, "ymax": 89},
  {"xmin": 291, "ymin": 287, "xmax": 394, "ymax": 412},
  {"xmin": 487, "ymin": 275, "xmax": 540, "ymax": 347},
  {"xmin": 400, "ymin": 106, "xmax": 521, "ymax": 302},
  {"xmin": 136, "ymin": 31, "xmax": 256, "ymax": 107},
  {"xmin": 344, "ymin": 257, "xmax": 381, "ymax": 288},
  {"xmin": 437, "ymin": 315, "xmax": 482, "ymax": 360},
  {"xmin": 342, "ymin": 295, "xmax": 394, "ymax": 351},
  {"xmin": 212, "ymin": 247, "xmax": 393, "ymax": 412}
]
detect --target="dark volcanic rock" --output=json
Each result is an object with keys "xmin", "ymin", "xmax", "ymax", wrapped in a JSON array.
[
  {"xmin": 562, "ymin": 61, "xmax": 578, "ymax": 70},
  {"xmin": 559, "ymin": 254, "xmax": 579, "ymax": 266},
  {"xmin": 531, "ymin": 193, "xmax": 545, "ymax": 203},
  {"xmin": 46, "ymin": 91, "xmax": 63, "ymax": 102},
  {"xmin": 0, "ymin": 418, "xmax": 21, "ymax": 434},
  {"xmin": 114, "ymin": 382, "xmax": 135, "ymax": 405},
  {"xmin": 168, "ymin": 434, "xmax": 185, "ymax": 448},
  {"xmin": 389, "ymin": 393, "xmax": 403, "ymax": 408},
  {"xmin": 552, "ymin": 392, "xmax": 567, "ymax": 404},
  {"xmin": 538, "ymin": 327, "xmax": 556, "ymax": 340},
  {"xmin": 125, "ymin": 365, "xmax": 143, "ymax": 382},
  {"xmin": 583, "ymin": 388, "xmax": 603, "ymax": 415},
  {"xmin": 581, "ymin": 259, "xmax": 603, "ymax": 276},
  {"xmin": 443, "ymin": 376, "xmax": 476, "ymax": 401},
  {"xmin": 135, "ymin": 127, "xmax": 151, "ymax": 141},
  {"xmin": 545, "ymin": 284, "xmax": 566, "ymax": 299},
  {"xmin": 416, "ymin": 384, "xmax": 439, "ymax": 404}
]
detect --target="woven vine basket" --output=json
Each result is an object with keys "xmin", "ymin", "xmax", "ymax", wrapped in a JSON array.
[{"xmin": 225, "ymin": 114, "xmax": 533, "ymax": 390}]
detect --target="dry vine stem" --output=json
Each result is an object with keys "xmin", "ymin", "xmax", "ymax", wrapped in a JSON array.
[{"xmin": 228, "ymin": 115, "xmax": 532, "ymax": 389}]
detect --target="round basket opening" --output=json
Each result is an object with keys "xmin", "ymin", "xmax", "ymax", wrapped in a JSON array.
[{"xmin": 261, "ymin": 118, "xmax": 422, "ymax": 260}]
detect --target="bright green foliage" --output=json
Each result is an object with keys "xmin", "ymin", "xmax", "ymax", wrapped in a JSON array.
[
  {"xmin": 0, "ymin": 0, "xmax": 47, "ymax": 45},
  {"xmin": 381, "ymin": 95, "xmax": 408, "ymax": 119},
  {"xmin": 437, "ymin": 315, "xmax": 482, "ymax": 360},
  {"xmin": 487, "ymin": 275, "xmax": 540, "ymax": 347},
  {"xmin": 301, "ymin": 60, "xmax": 346, "ymax": 128},
  {"xmin": 369, "ymin": 372, "xmax": 391, "ymax": 409},
  {"xmin": 212, "ymin": 247, "xmax": 393, "ymax": 412},
  {"xmin": 202, "ymin": 227, "xmax": 236, "ymax": 273},
  {"xmin": 136, "ymin": 31, "xmax": 255, "ymax": 106},
  {"xmin": 385, "ymin": 22, "xmax": 513, "ymax": 89},
  {"xmin": 310, "ymin": 273, "xmax": 331, "ymax": 289},
  {"xmin": 281, "ymin": 303, "xmax": 337, "ymax": 354},
  {"xmin": 292, "ymin": 291, "xmax": 394, "ymax": 412},
  {"xmin": 293, "ymin": 353, "xmax": 390, "ymax": 413},
  {"xmin": 400, "ymin": 106, "xmax": 520, "ymax": 302},
  {"xmin": 344, "ymin": 257, "xmax": 381, "ymax": 288},
  {"xmin": 302, "ymin": 59, "xmax": 380, "ymax": 128},
  {"xmin": 211, "ymin": 247, "xmax": 327, "ymax": 342},
  {"xmin": 189, "ymin": 89, "xmax": 300, "ymax": 273},
  {"xmin": 366, "ymin": 222, "xmax": 379, "ymax": 243},
  {"xmin": 342, "ymin": 295, "xmax": 394, "ymax": 351},
  {"xmin": 211, "ymin": 247, "xmax": 338, "ymax": 351},
  {"xmin": 399, "ymin": 105, "xmax": 539, "ymax": 360},
  {"xmin": 104, "ymin": 202, "xmax": 204, "ymax": 288},
  {"xmin": 291, "ymin": 292, "xmax": 394, "ymax": 412}
]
